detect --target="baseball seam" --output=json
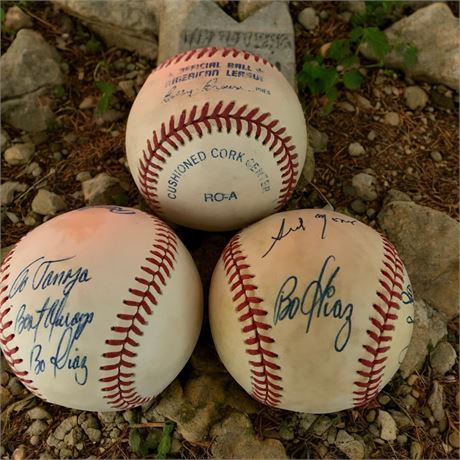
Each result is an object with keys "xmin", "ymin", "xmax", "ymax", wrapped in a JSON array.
[
  {"xmin": 0, "ymin": 245, "xmax": 42, "ymax": 396},
  {"xmin": 99, "ymin": 218, "xmax": 178, "ymax": 410},
  {"xmin": 223, "ymin": 234, "xmax": 283, "ymax": 406},
  {"xmin": 353, "ymin": 237, "xmax": 404, "ymax": 406},
  {"xmin": 156, "ymin": 47, "xmax": 273, "ymax": 71},
  {"xmin": 138, "ymin": 100, "xmax": 299, "ymax": 216}
]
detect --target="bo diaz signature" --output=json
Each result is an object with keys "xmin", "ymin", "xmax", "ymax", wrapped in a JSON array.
[
  {"xmin": 262, "ymin": 214, "xmax": 357, "ymax": 258},
  {"xmin": 11, "ymin": 256, "xmax": 93, "ymax": 385},
  {"xmin": 273, "ymin": 255, "xmax": 353, "ymax": 352}
]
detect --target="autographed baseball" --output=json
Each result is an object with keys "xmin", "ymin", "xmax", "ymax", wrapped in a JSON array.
[
  {"xmin": 0, "ymin": 206, "xmax": 203, "ymax": 411},
  {"xmin": 126, "ymin": 47, "xmax": 307, "ymax": 231},
  {"xmin": 209, "ymin": 209, "xmax": 414, "ymax": 413}
]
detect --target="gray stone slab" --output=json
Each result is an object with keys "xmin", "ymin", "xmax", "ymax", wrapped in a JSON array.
[{"xmin": 158, "ymin": 0, "xmax": 296, "ymax": 87}]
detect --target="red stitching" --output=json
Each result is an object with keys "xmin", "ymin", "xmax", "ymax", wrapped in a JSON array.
[
  {"xmin": 222, "ymin": 234, "xmax": 282, "ymax": 406},
  {"xmin": 353, "ymin": 237, "xmax": 404, "ymax": 406},
  {"xmin": 0, "ymin": 245, "xmax": 42, "ymax": 396},
  {"xmin": 156, "ymin": 47, "xmax": 273, "ymax": 71},
  {"xmin": 99, "ymin": 218, "xmax": 178, "ymax": 410},
  {"xmin": 138, "ymin": 101, "xmax": 298, "ymax": 216}
]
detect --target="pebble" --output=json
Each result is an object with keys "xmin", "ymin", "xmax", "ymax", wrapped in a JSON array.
[
  {"xmin": 396, "ymin": 434, "xmax": 407, "ymax": 445},
  {"xmin": 404, "ymin": 86, "xmax": 429, "ymax": 110},
  {"xmin": 378, "ymin": 393, "xmax": 391, "ymax": 405},
  {"xmin": 86, "ymin": 427, "xmax": 102, "ymax": 443},
  {"xmin": 76, "ymin": 171, "xmax": 92, "ymax": 182},
  {"xmin": 335, "ymin": 430, "xmax": 365, "ymax": 459},
  {"xmin": 6, "ymin": 212, "xmax": 19, "ymax": 224},
  {"xmin": 348, "ymin": 142, "xmax": 365, "ymax": 157},
  {"xmin": 411, "ymin": 389, "xmax": 420, "ymax": 398},
  {"xmin": 350, "ymin": 199, "xmax": 366, "ymax": 214},
  {"xmin": 30, "ymin": 435, "xmax": 40, "ymax": 446},
  {"xmin": 366, "ymin": 410, "xmax": 376, "ymax": 423},
  {"xmin": 31, "ymin": 189, "xmax": 67, "ymax": 216},
  {"xmin": 407, "ymin": 374, "xmax": 418, "ymax": 386},
  {"xmin": 298, "ymin": 7, "xmax": 319, "ymax": 31},
  {"xmin": 4, "ymin": 143, "xmax": 35, "ymax": 165},
  {"xmin": 378, "ymin": 410, "xmax": 398, "ymax": 441},
  {"xmin": 430, "ymin": 342, "xmax": 457, "ymax": 376},
  {"xmin": 0, "ymin": 385, "xmax": 13, "ymax": 407},
  {"xmin": 79, "ymin": 96, "xmax": 96, "ymax": 109},
  {"xmin": 53, "ymin": 415, "xmax": 78, "ymax": 440},
  {"xmin": 26, "ymin": 161, "xmax": 43, "ymax": 177},
  {"xmin": 118, "ymin": 80, "xmax": 136, "ymax": 99},
  {"xmin": 1, "ymin": 371, "xmax": 9, "ymax": 386},
  {"xmin": 8, "ymin": 376, "xmax": 24, "ymax": 396},
  {"xmin": 352, "ymin": 173, "xmax": 378, "ymax": 201},
  {"xmin": 4, "ymin": 6, "xmax": 33, "ymax": 30},
  {"xmin": 410, "ymin": 441, "xmax": 423, "ymax": 459},
  {"xmin": 384, "ymin": 112, "xmax": 400, "ymax": 126},
  {"xmin": 24, "ymin": 214, "xmax": 39, "ymax": 226},
  {"xmin": 1, "ymin": 181, "xmax": 27, "ymax": 206},
  {"xmin": 12, "ymin": 446, "xmax": 26, "ymax": 460},
  {"xmin": 337, "ymin": 101, "xmax": 355, "ymax": 112},
  {"xmin": 449, "ymin": 431, "xmax": 460, "ymax": 448},
  {"xmin": 430, "ymin": 150, "xmax": 443, "ymax": 162},
  {"xmin": 27, "ymin": 420, "xmax": 48, "ymax": 437},
  {"xmin": 28, "ymin": 406, "xmax": 51, "ymax": 420},
  {"xmin": 367, "ymin": 130, "xmax": 376, "ymax": 141}
]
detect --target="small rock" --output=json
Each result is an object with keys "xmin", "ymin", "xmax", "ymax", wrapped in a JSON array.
[
  {"xmin": 337, "ymin": 101, "xmax": 355, "ymax": 112},
  {"xmin": 352, "ymin": 173, "xmax": 378, "ymax": 201},
  {"xmin": 449, "ymin": 431, "xmax": 460, "ymax": 449},
  {"xmin": 378, "ymin": 393, "xmax": 391, "ymax": 405},
  {"xmin": 335, "ymin": 430, "xmax": 365, "ymax": 459},
  {"xmin": 397, "ymin": 434, "xmax": 408, "ymax": 446},
  {"xmin": 26, "ymin": 161, "xmax": 43, "ymax": 177},
  {"xmin": 27, "ymin": 420, "xmax": 48, "ymax": 437},
  {"xmin": 12, "ymin": 446, "xmax": 26, "ymax": 460},
  {"xmin": 85, "ymin": 427, "xmax": 101, "ymax": 443},
  {"xmin": 0, "ymin": 386, "xmax": 13, "ymax": 407},
  {"xmin": 279, "ymin": 416, "xmax": 296, "ymax": 441},
  {"xmin": 407, "ymin": 374, "xmax": 419, "ymax": 386},
  {"xmin": 97, "ymin": 412, "xmax": 117, "ymax": 426},
  {"xmin": 350, "ymin": 199, "xmax": 366, "ymax": 214},
  {"xmin": 54, "ymin": 415, "xmax": 78, "ymax": 441},
  {"xmin": 307, "ymin": 125, "xmax": 328, "ymax": 152},
  {"xmin": 378, "ymin": 410, "xmax": 398, "ymax": 441},
  {"xmin": 79, "ymin": 96, "xmax": 96, "ymax": 109},
  {"xmin": 298, "ymin": 413, "xmax": 318, "ymax": 433},
  {"xmin": 28, "ymin": 406, "xmax": 51, "ymax": 420},
  {"xmin": 428, "ymin": 381, "xmax": 447, "ymax": 430},
  {"xmin": 24, "ymin": 213, "xmax": 39, "ymax": 226},
  {"xmin": 348, "ymin": 142, "xmax": 365, "ymax": 157},
  {"xmin": 367, "ymin": 130, "xmax": 376, "ymax": 141},
  {"xmin": 4, "ymin": 6, "xmax": 33, "ymax": 30},
  {"xmin": 4, "ymin": 143, "xmax": 35, "ymax": 165},
  {"xmin": 430, "ymin": 341, "xmax": 457, "ymax": 376},
  {"xmin": 30, "ymin": 435, "xmax": 40, "ymax": 446},
  {"xmin": 404, "ymin": 86, "xmax": 429, "ymax": 110},
  {"xmin": 366, "ymin": 410, "xmax": 377, "ymax": 423},
  {"xmin": 95, "ymin": 109, "xmax": 124, "ymax": 124},
  {"xmin": 59, "ymin": 447, "xmax": 73, "ymax": 459},
  {"xmin": 384, "ymin": 112, "xmax": 400, "ymax": 126},
  {"xmin": 238, "ymin": 0, "xmax": 272, "ymax": 21},
  {"xmin": 1, "ymin": 181, "xmax": 27, "ymax": 206},
  {"xmin": 430, "ymin": 150, "xmax": 443, "ymax": 162},
  {"xmin": 1, "ymin": 128, "xmax": 9, "ymax": 153},
  {"xmin": 118, "ymin": 80, "xmax": 136, "ymax": 99},
  {"xmin": 1, "ymin": 371, "xmax": 9, "ymax": 386},
  {"xmin": 313, "ymin": 415, "xmax": 332, "ymax": 436},
  {"xmin": 8, "ymin": 376, "xmax": 24, "ymax": 396},
  {"xmin": 6, "ymin": 211, "xmax": 19, "ymax": 224},
  {"xmin": 82, "ymin": 173, "xmax": 124, "ymax": 205},
  {"xmin": 383, "ymin": 189, "xmax": 412, "ymax": 205},
  {"xmin": 298, "ymin": 7, "xmax": 319, "ymax": 31},
  {"xmin": 31, "ymin": 189, "xmax": 67, "ymax": 216},
  {"xmin": 64, "ymin": 426, "xmax": 83, "ymax": 447}
]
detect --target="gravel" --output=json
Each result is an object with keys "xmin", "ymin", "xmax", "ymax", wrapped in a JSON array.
[{"xmin": 348, "ymin": 142, "xmax": 365, "ymax": 157}]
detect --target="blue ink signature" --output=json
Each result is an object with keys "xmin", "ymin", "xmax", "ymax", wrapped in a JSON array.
[
  {"xmin": 401, "ymin": 284, "xmax": 414, "ymax": 324},
  {"xmin": 11, "ymin": 256, "xmax": 93, "ymax": 385},
  {"xmin": 262, "ymin": 217, "xmax": 305, "ymax": 258},
  {"xmin": 273, "ymin": 255, "xmax": 353, "ymax": 352},
  {"xmin": 9, "ymin": 256, "xmax": 91, "ymax": 300},
  {"xmin": 314, "ymin": 213, "xmax": 357, "ymax": 240}
]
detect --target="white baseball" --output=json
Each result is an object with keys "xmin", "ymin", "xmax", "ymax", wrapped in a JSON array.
[
  {"xmin": 0, "ymin": 206, "xmax": 203, "ymax": 411},
  {"xmin": 126, "ymin": 47, "xmax": 307, "ymax": 231},
  {"xmin": 209, "ymin": 209, "xmax": 414, "ymax": 413}
]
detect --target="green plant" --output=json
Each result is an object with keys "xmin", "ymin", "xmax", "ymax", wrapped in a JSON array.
[
  {"xmin": 156, "ymin": 422, "xmax": 175, "ymax": 459},
  {"xmin": 298, "ymin": 1, "xmax": 418, "ymax": 113},
  {"xmin": 95, "ymin": 81, "xmax": 117, "ymax": 115},
  {"xmin": 128, "ymin": 423, "xmax": 175, "ymax": 458}
]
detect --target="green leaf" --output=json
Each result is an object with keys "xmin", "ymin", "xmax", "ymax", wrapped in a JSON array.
[
  {"xmin": 129, "ymin": 429, "xmax": 142, "ymax": 456},
  {"xmin": 298, "ymin": 61, "xmax": 339, "ymax": 94},
  {"xmin": 362, "ymin": 27, "xmax": 390, "ymax": 60},
  {"xmin": 156, "ymin": 423, "xmax": 175, "ymax": 459},
  {"xmin": 328, "ymin": 39, "xmax": 351, "ymax": 61},
  {"xmin": 96, "ymin": 81, "xmax": 116, "ymax": 94},
  {"xmin": 403, "ymin": 46, "xmax": 418, "ymax": 67},
  {"xmin": 53, "ymin": 85, "xmax": 67, "ymax": 99},
  {"xmin": 0, "ymin": 7, "xmax": 5, "ymax": 23},
  {"xmin": 86, "ymin": 36, "xmax": 102, "ymax": 52},
  {"xmin": 343, "ymin": 69, "xmax": 364, "ymax": 90},
  {"xmin": 350, "ymin": 26, "xmax": 364, "ymax": 42},
  {"xmin": 145, "ymin": 429, "xmax": 162, "ymax": 450},
  {"xmin": 339, "ymin": 55, "xmax": 360, "ymax": 68},
  {"xmin": 95, "ymin": 81, "xmax": 117, "ymax": 114}
]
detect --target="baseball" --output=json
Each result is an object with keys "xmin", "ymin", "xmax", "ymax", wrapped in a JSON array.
[
  {"xmin": 126, "ymin": 47, "xmax": 307, "ymax": 231},
  {"xmin": 209, "ymin": 209, "xmax": 414, "ymax": 413},
  {"xmin": 0, "ymin": 206, "xmax": 203, "ymax": 411}
]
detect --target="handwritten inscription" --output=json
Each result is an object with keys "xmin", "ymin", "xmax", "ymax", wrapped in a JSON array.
[
  {"xmin": 182, "ymin": 29, "xmax": 293, "ymax": 51},
  {"xmin": 262, "ymin": 217, "xmax": 305, "ymax": 258},
  {"xmin": 314, "ymin": 213, "xmax": 357, "ymax": 240},
  {"xmin": 11, "ymin": 256, "xmax": 93, "ymax": 385},
  {"xmin": 273, "ymin": 255, "xmax": 353, "ymax": 352}
]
